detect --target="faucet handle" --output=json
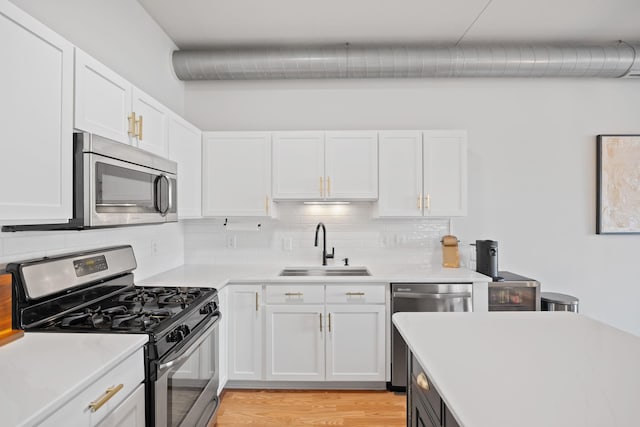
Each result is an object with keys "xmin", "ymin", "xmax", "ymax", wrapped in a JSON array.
[
  {"xmin": 342, "ymin": 257, "xmax": 349, "ymax": 266},
  {"xmin": 326, "ymin": 247, "xmax": 335, "ymax": 259}
]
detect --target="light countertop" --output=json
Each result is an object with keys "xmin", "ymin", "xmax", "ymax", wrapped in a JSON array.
[
  {"xmin": 139, "ymin": 263, "xmax": 491, "ymax": 288},
  {"xmin": 393, "ymin": 312, "xmax": 640, "ymax": 427},
  {"xmin": 0, "ymin": 333, "xmax": 148, "ymax": 427}
]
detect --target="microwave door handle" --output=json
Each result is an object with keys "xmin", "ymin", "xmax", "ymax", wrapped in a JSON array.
[
  {"xmin": 155, "ymin": 175, "xmax": 170, "ymax": 216},
  {"xmin": 167, "ymin": 176, "xmax": 173, "ymax": 213}
]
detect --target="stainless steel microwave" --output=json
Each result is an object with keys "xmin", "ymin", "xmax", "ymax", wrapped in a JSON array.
[{"xmin": 2, "ymin": 132, "xmax": 177, "ymax": 231}]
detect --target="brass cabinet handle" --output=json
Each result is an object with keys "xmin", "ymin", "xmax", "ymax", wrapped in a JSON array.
[
  {"xmin": 265, "ymin": 195, "xmax": 269, "ymax": 215},
  {"xmin": 416, "ymin": 372, "xmax": 430, "ymax": 391},
  {"xmin": 88, "ymin": 384, "xmax": 124, "ymax": 412},
  {"xmin": 327, "ymin": 176, "xmax": 331, "ymax": 197},
  {"xmin": 425, "ymin": 194, "xmax": 431, "ymax": 210},
  {"xmin": 320, "ymin": 176, "xmax": 324, "ymax": 197},
  {"xmin": 346, "ymin": 292, "xmax": 365, "ymax": 296},
  {"xmin": 319, "ymin": 313, "xmax": 323, "ymax": 332},
  {"xmin": 328, "ymin": 312, "xmax": 332, "ymax": 332},
  {"xmin": 136, "ymin": 115, "xmax": 143, "ymax": 140},
  {"xmin": 285, "ymin": 292, "xmax": 303, "ymax": 296},
  {"xmin": 418, "ymin": 195, "xmax": 422, "ymax": 210},
  {"xmin": 127, "ymin": 113, "xmax": 136, "ymax": 137},
  {"xmin": 255, "ymin": 292, "xmax": 259, "ymax": 311}
]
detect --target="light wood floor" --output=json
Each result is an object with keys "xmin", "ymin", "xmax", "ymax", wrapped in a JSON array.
[{"xmin": 211, "ymin": 389, "xmax": 406, "ymax": 426}]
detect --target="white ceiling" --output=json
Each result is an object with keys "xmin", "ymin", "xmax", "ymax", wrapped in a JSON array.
[{"xmin": 138, "ymin": 0, "xmax": 640, "ymax": 48}]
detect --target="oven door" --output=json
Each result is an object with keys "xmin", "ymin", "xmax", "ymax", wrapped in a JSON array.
[
  {"xmin": 86, "ymin": 152, "xmax": 177, "ymax": 227},
  {"xmin": 155, "ymin": 319, "xmax": 220, "ymax": 427}
]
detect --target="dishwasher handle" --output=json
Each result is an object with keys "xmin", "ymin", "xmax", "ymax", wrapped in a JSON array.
[{"xmin": 392, "ymin": 291, "xmax": 471, "ymax": 299}]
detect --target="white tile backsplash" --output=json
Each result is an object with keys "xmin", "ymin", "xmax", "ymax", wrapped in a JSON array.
[
  {"xmin": 184, "ymin": 204, "xmax": 451, "ymax": 266},
  {"xmin": 0, "ymin": 223, "xmax": 185, "ymax": 280}
]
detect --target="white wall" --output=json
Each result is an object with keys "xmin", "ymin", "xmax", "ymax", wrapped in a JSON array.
[
  {"xmin": 10, "ymin": 0, "xmax": 184, "ymax": 114},
  {"xmin": 185, "ymin": 78, "xmax": 640, "ymax": 335}
]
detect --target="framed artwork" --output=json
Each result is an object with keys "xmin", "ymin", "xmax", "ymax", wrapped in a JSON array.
[{"xmin": 596, "ymin": 135, "xmax": 640, "ymax": 234}]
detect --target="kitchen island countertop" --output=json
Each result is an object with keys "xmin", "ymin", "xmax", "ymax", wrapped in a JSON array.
[{"xmin": 393, "ymin": 311, "xmax": 640, "ymax": 427}]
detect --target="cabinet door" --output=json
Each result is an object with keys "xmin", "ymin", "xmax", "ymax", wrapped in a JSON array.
[
  {"xmin": 423, "ymin": 130, "xmax": 467, "ymax": 217},
  {"xmin": 325, "ymin": 304, "xmax": 385, "ymax": 381},
  {"xmin": 131, "ymin": 87, "xmax": 169, "ymax": 157},
  {"xmin": 325, "ymin": 131, "xmax": 378, "ymax": 199},
  {"xmin": 96, "ymin": 384, "xmax": 145, "ymax": 427},
  {"xmin": 265, "ymin": 305, "xmax": 325, "ymax": 381},
  {"xmin": 217, "ymin": 286, "xmax": 228, "ymax": 393},
  {"xmin": 227, "ymin": 285, "xmax": 263, "ymax": 380},
  {"xmin": 74, "ymin": 49, "xmax": 132, "ymax": 144},
  {"xmin": 202, "ymin": 132, "xmax": 272, "ymax": 216},
  {"xmin": 272, "ymin": 131, "xmax": 325, "ymax": 199},
  {"xmin": 168, "ymin": 114, "xmax": 202, "ymax": 218},
  {"xmin": 0, "ymin": 1, "xmax": 73, "ymax": 223},
  {"xmin": 377, "ymin": 131, "xmax": 423, "ymax": 217}
]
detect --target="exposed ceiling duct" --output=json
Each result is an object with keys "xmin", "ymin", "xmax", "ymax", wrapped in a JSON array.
[{"xmin": 172, "ymin": 42, "xmax": 640, "ymax": 81}]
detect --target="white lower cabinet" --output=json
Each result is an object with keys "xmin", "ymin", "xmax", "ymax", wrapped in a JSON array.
[
  {"xmin": 326, "ymin": 304, "xmax": 386, "ymax": 381},
  {"xmin": 96, "ymin": 384, "xmax": 145, "ymax": 427},
  {"xmin": 227, "ymin": 285, "xmax": 263, "ymax": 380},
  {"xmin": 259, "ymin": 283, "xmax": 386, "ymax": 383},
  {"xmin": 40, "ymin": 348, "xmax": 145, "ymax": 427}
]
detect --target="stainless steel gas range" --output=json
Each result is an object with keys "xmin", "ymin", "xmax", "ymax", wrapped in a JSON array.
[{"xmin": 7, "ymin": 245, "xmax": 220, "ymax": 427}]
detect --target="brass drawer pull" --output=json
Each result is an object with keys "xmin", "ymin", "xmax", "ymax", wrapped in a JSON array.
[
  {"xmin": 136, "ymin": 115, "xmax": 143, "ymax": 140},
  {"xmin": 285, "ymin": 292, "xmax": 303, "ymax": 296},
  {"xmin": 328, "ymin": 312, "xmax": 332, "ymax": 332},
  {"xmin": 127, "ymin": 113, "xmax": 136, "ymax": 137},
  {"xmin": 346, "ymin": 292, "xmax": 365, "ymax": 296},
  {"xmin": 416, "ymin": 372, "xmax": 430, "ymax": 391},
  {"xmin": 319, "ymin": 313, "xmax": 323, "ymax": 332},
  {"xmin": 327, "ymin": 176, "xmax": 331, "ymax": 196},
  {"xmin": 88, "ymin": 383, "xmax": 124, "ymax": 412},
  {"xmin": 255, "ymin": 292, "xmax": 259, "ymax": 312}
]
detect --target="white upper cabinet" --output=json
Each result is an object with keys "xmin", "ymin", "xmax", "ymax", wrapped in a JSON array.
[
  {"xmin": 74, "ymin": 49, "xmax": 131, "ymax": 144},
  {"xmin": 131, "ymin": 87, "xmax": 169, "ymax": 157},
  {"xmin": 378, "ymin": 130, "xmax": 468, "ymax": 217},
  {"xmin": 0, "ymin": 1, "xmax": 73, "ymax": 223},
  {"xmin": 75, "ymin": 49, "xmax": 170, "ymax": 157},
  {"xmin": 202, "ymin": 132, "xmax": 273, "ymax": 217},
  {"xmin": 272, "ymin": 131, "xmax": 378, "ymax": 200},
  {"xmin": 272, "ymin": 132, "xmax": 325, "ymax": 199},
  {"xmin": 378, "ymin": 131, "xmax": 423, "ymax": 217},
  {"xmin": 168, "ymin": 114, "xmax": 202, "ymax": 218},
  {"xmin": 324, "ymin": 131, "xmax": 378, "ymax": 200},
  {"xmin": 423, "ymin": 130, "xmax": 468, "ymax": 217}
]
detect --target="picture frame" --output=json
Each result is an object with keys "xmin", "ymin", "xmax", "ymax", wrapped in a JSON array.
[{"xmin": 596, "ymin": 135, "xmax": 640, "ymax": 234}]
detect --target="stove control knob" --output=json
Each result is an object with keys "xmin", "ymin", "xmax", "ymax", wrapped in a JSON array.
[
  {"xmin": 200, "ymin": 303, "xmax": 214, "ymax": 315},
  {"xmin": 167, "ymin": 326, "xmax": 188, "ymax": 343}
]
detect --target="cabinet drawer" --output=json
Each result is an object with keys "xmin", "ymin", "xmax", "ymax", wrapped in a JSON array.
[
  {"xmin": 265, "ymin": 285, "xmax": 324, "ymax": 304},
  {"xmin": 41, "ymin": 347, "xmax": 145, "ymax": 427},
  {"xmin": 325, "ymin": 284, "xmax": 386, "ymax": 304},
  {"xmin": 411, "ymin": 354, "xmax": 442, "ymax": 424}
]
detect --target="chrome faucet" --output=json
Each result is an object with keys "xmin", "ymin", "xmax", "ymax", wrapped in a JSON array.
[{"xmin": 314, "ymin": 222, "xmax": 334, "ymax": 266}]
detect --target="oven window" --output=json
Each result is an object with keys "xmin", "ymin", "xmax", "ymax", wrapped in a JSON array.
[
  {"xmin": 95, "ymin": 162, "xmax": 157, "ymax": 213},
  {"xmin": 167, "ymin": 332, "xmax": 218, "ymax": 427}
]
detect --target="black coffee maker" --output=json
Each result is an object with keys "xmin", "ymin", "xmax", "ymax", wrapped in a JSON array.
[{"xmin": 475, "ymin": 240, "xmax": 503, "ymax": 281}]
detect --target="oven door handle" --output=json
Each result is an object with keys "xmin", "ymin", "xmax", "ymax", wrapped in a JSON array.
[
  {"xmin": 392, "ymin": 291, "xmax": 471, "ymax": 299},
  {"xmin": 158, "ymin": 315, "xmax": 219, "ymax": 373}
]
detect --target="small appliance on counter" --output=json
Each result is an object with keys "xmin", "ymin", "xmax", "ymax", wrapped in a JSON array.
[
  {"xmin": 441, "ymin": 235, "xmax": 460, "ymax": 268},
  {"xmin": 488, "ymin": 271, "xmax": 541, "ymax": 311},
  {"xmin": 474, "ymin": 239, "xmax": 502, "ymax": 281}
]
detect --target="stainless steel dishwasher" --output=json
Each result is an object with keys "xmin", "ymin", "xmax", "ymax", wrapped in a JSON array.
[{"xmin": 390, "ymin": 283, "xmax": 472, "ymax": 390}]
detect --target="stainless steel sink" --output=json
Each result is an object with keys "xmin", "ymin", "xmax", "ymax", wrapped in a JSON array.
[{"xmin": 279, "ymin": 267, "xmax": 371, "ymax": 277}]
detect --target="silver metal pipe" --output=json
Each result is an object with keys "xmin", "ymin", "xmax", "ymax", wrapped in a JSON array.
[{"xmin": 172, "ymin": 42, "xmax": 639, "ymax": 80}]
